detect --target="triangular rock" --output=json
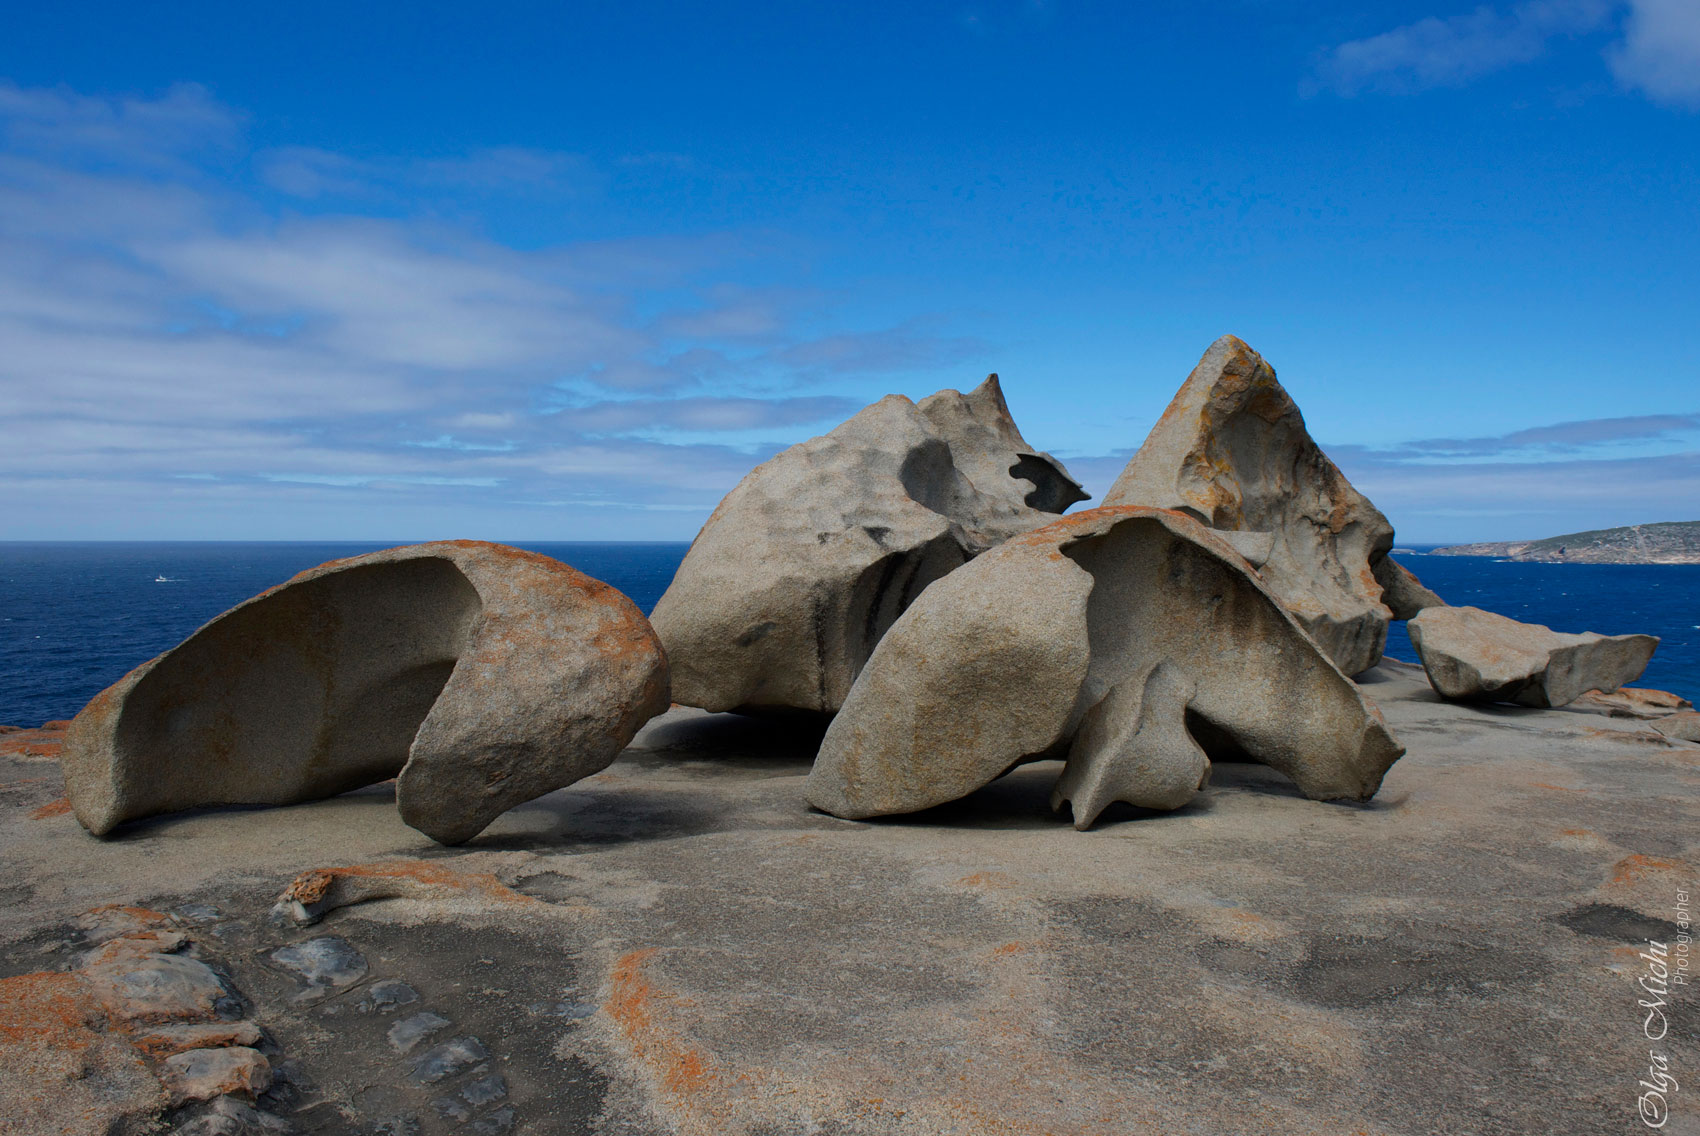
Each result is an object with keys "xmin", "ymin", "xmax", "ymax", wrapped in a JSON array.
[{"xmin": 1104, "ymin": 335, "xmax": 1402, "ymax": 675}]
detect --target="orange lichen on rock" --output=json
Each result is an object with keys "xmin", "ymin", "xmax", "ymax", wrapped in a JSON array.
[
  {"xmin": 132, "ymin": 1021, "xmax": 264, "ymax": 1059},
  {"xmin": 277, "ymin": 860, "xmax": 540, "ymax": 924},
  {"xmin": 286, "ymin": 860, "xmax": 535, "ymax": 904},
  {"xmin": 30, "ymin": 796, "xmax": 72, "ymax": 818},
  {"xmin": 0, "ymin": 969, "xmax": 101, "ymax": 1051},
  {"xmin": 604, "ymin": 948, "xmax": 734, "ymax": 1122},
  {"xmin": 1610, "ymin": 853, "xmax": 1687, "ymax": 889},
  {"xmin": 0, "ymin": 722, "xmax": 67, "ymax": 760}
]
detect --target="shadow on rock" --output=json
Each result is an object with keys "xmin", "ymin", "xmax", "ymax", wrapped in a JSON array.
[{"xmin": 623, "ymin": 709, "xmax": 829, "ymax": 773}]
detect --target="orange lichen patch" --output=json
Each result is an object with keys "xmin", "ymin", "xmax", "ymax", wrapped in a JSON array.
[
  {"xmin": 604, "ymin": 948, "xmax": 729, "ymax": 1108},
  {"xmin": 81, "ymin": 904, "xmax": 174, "ymax": 928},
  {"xmin": 31, "ymin": 797, "xmax": 72, "ymax": 819},
  {"xmin": 1577, "ymin": 687, "xmax": 1693, "ymax": 716},
  {"xmin": 0, "ymin": 724, "xmax": 67, "ymax": 760},
  {"xmin": 132, "ymin": 1021, "xmax": 262, "ymax": 1059},
  {"xmin": 281, "ymin": 860, "xmax": 536, "ymax": 908},
  {"xmin": 990, "ymin": 941, "xmax": 1029, "ymax": 957},
  {"xmin": 0, "ymin": 970, "xmax": 101, "ymax": 1051},
  {"xmin": 955, "ymin": 871, "xmax": 1019, "ymax": 889},
  {"xmin": 1610, "ymin": 854, "xmax": 1687, "ymax": 889}
]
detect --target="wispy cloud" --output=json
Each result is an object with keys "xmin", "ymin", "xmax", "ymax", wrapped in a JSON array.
[
  {"xmin": 1367, "ymin": 411, "xmax": 1700, "ymax": 458},
  {"xmin": 257, "ymin": 144, "xmax": 597, "ymax": 200},
  {"xmin": 1608, "ymin": 0, "xmax": 1700, "ymax": 106},
  {"xmin": 0, "ymin": 81, "xmax": 990, "ymax": 539},
  {"xmin": 1311, "ymin": 0, "xmax": 1700, "ymax": 107},
  {"xmin": 1057, "ymin": 410, "xmax": 1700, "ymax": 544},
  {"xmin": 0, "ymin": 80, "xmax": 238, "ymax": 165},
  {"xmin": 551, "ymin": 395, "xmax": 862, "ymax": 436}
]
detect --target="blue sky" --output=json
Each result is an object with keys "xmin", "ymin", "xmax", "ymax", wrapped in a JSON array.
[{"xmin": 2, "ymin": 1, "xmax": 1696, "ymax": 543}]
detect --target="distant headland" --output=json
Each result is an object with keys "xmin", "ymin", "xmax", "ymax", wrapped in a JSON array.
[{"xmin": 1431, "ymin": 520, "xmax": 1700, "ymax": 564}]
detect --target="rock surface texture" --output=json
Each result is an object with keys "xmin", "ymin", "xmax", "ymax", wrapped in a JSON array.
[
  {"xmin": 5, "ymin": 662, "xmax": 1698, "ymax": 1136},
  {"xmin": 61, "ymin": 541, "xmax": 670, "ymax": 844},
  {"xmin": 1407, "ymin": 605, "xmax": 1658, "ymax": 708},
  {"xmin": 1102, "ymin": 335, "xmax": 1401, "ymax": 675},
  {"xmin": 805, "ymin": 506, "xmax": 1405, "ymax": 827},
  {"xmin": 1372, "ymin": 555, "xmax": 1445, "ymax": 620},
  {"xmin": 651, "ymin": 376, "xmax": 1085, "ymax": 714}
]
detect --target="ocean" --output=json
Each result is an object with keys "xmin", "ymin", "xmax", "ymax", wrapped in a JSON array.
[{"xmin": 1, "ymin": 542, "xmax": 1696, "ymax": 727}]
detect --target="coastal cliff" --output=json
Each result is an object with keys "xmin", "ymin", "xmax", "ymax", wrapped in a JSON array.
[{"xmin": 1431, "ymin": 520, "xmax": 1700, "ymax": 564}]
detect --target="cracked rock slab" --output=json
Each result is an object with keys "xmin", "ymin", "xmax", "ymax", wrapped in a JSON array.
[
  {"xmin": 270, "ymin": 936, "xmax": 368, "ymax": 989},
  {"xmin": 1103, "ymin": 335, "xmax": 1405, "ymax": 676},
  {"xmin": 60, "ymin": 541, "xmax": 671, "ymax": 844},
  {"xmin": 409, "ymin": 1036, "xmax": 490, "ymax": 1084},
  {"xmin": 651, "ymin": 376, "xmax": 1085, "ymax": 715},
  {"xmin": 806, "ymin": 505, "xmax": 1404, "ymax": 825},
  {"xmin": 161, "ymin": 1045, "xmax": 272, "ymax": 1106},
  {"xmin": 1407, "ymin": 605, "xmax": 1658, "ymax": 708}
]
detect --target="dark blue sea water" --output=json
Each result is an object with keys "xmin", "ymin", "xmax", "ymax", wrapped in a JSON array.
[
  {"xmin": 0, "ymin": 542, "xmax": 690, "ymax": 727},
  {"xmin": 1, "ymin": 542, "xmax": 1696, "ymax": 727},
  {"xmin": 1383, "ymin": 549, "xmax": 1698, "ymax": 699}
]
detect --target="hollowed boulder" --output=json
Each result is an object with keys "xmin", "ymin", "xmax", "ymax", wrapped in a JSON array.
[
  {"xmin": 805, "ymin": 506, "xmax": 1405, "ymax": 828},
  {"xmin": 61, "ymin": 541, "xmax": 670, "ymax": 844}
]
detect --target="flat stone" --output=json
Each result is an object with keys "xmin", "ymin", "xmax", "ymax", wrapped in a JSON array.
[
  {"xmin": 160, "ymin": 1046, "xmax": 271, "ymax": 1105},
  {"xmin": 173, "ymin": 904, "xmax": 224, "ymax": 924},
  {"xmin": 388, "ymin": 1011, "xmax": 452, "ymax": 1055},
  {"xmin": 359, "ymin": 979, "xmax": 419, "ymax": 1013},
  {"xmin": 82, "ymin": 939, "xmax": 228, "ymax": 1025},
  {"xmin": 409, "ymin": 1036, "xmax": 490, "ymax": 1084},
  {"xmin": 1571, "ymin": 686, "xmax": 1692, "ymax": 718},
  {"xmin": 270, "ymin": 937, "xmax": 367, "ymax": 988},
  {"xmin": 1651, "ymin": 711, "xmax": 1700, "ymax": 743},
  {"xmin": 135, "ymin": 1020, "xmax": 263, "ymax": 1058},
  {"xmin": 369, "ymin": 1117, "xmax": 420, "ymax": 1136},
  {"xmin": 1408, "ymin": 605, "xmax": 1658, "ymax": 707},
  {"xmin": 461, "ymin": 1073, "xmax": 508, "ymax": 1106},
  {"xmin": 169, "ymin": 1097, "xmax": 292, "ymax": 1135},
  {"xmin": 59, "ymin": 541, "xmax": 671, "ymax": 845},
  {"xmin": 433, "ymin": 1096, "xmax": 473, "ymax": 1123},
  {"xmin": 470, "ymin": 1107, "xmax": 516, "ymax": 1135}
]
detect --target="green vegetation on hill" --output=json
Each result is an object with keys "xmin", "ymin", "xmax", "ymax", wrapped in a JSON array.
[{"xmin": 1431, "ymin": 520, "xmax": 1700, "ymax": 564}]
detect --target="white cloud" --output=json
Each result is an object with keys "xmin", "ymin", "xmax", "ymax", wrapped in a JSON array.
[
  {"xmin": 553, "ymin": 395, "xmax": 862, "ymax": 435},
  {"xmin": 0, "ymin": 80, "xmax": 238, "ymax": 164},
  {"xmin": 1609, "ymin": 0, "xmax": 1700, "ymax": 105},
  {"xmin": 1313, "ymin": 0, "xmax": 1700, "ymax": 107},
  {"xmin": 1315, "ymin": 0, "xmax": 1613, "ymax": 94},
  {"xmin": 0, "ymin": 81, "xmax": 986, "ymax": 539}
]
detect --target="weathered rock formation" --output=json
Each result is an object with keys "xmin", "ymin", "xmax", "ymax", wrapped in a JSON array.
[
  {"xmin": 1102, "ymin": 336, "xmax": 1404, "ymax": 675},
  {"xmin": 651, "ymin": 375, "xmax": 1085, "ymax": 714},
  {"xmin": 1652, "ymin": 711, "xmax": 1700, "ymax": 743},
  {"xmin": 1407, "ymin": 605, "xmax": 1658, "ymax": 708},
  {"xmin": 805, "ymin": 506, "xmax": 1405, "ymax": 828},
  {"xmin": 0, "ymin": 906, "xmax": 269, "ymax": 1136},
  {"xmin": 1372, "ymin": 556, "xmax": 1445, "ymax": 620},
  {"xmin": 61, "ymin": 542, "xmax": 670, "ymax": 844}
]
